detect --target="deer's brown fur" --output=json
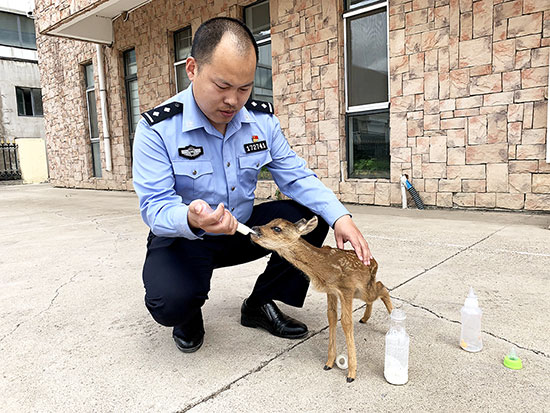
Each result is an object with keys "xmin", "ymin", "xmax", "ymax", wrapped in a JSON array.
[{"xmin": 251, "ymin": 216, "xmax": 393, "ymax": 382}]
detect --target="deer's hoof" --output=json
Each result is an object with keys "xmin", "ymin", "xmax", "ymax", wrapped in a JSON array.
[
  {"xmin": 346, "ymin": 377, "xmax": 355, "ymax": 383},
  {"xmin": 359, "ymin": 319, "xmax": 366, "ymax": 324},
  {"xmin": 323, "ymin": 365, "xmax": 332, "ymax": 371}
]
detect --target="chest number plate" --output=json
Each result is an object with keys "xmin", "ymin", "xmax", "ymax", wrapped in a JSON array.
[{"xmin": 243, "ymin": 140, "xmax": 268, "ymax": 153}]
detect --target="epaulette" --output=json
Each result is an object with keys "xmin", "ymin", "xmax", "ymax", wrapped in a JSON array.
[
  {"xmin": 141, "ymin": 101, "xmax": 183, "ymax": 126},
  {"xmin": 245, "ymin": 98, "xmax": 274, "ymax": 114}
]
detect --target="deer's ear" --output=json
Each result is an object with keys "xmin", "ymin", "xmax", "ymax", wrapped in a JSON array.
[{"xmin": 295, "ymin": 216, "xmax": 318, "ymax": 235}]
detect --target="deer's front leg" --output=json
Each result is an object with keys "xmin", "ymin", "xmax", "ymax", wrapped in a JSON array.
[
  {"xmin": 340, "ymin": 293, "xmax": 357, "ymax": 383},
  {"xmin": 324, "ymin": 293, "xmax": 338, "ymax": 371}
]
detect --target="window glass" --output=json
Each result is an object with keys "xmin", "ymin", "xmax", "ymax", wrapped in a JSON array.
[
  {"xmin": 175, "ymin": 28, "xmax": 192, "ymax": 61},
  {"xmin": 87, "ymin": 90, "xmax": 99, "ymax": 139},
  {"xmin": 245, "ymin": 1, "xmax": 271, "ymax": 40},
  {"xmin": 124, "ymin": 49, "xmax": 140, "ymax": 151},
  {"xmin": 85, "ymin": 64, "xmax": 94, "ymax": 89},
  {"xmin": 254, "ymin": 42, "xmax": 273, "ymax": 103},
  {"xmin": 0, "ymin": 12, "xmax": 20, "ymax": 46},
  {"xmin": 91, "ymin": 141, "xmax": 102, "ymax": 178},
  {"xmin": 15, "ymin": 87, "xmax": 42, "ymax": 116},
  {"xmin": 0, "ymin": 12, "xmax": 36, "ymax": 49},
  {"xmin": 124, "ymin": 49, "xmax": 137, "ymax": 76},
  {"xmin": 128, "ymin": 79, "xmax": 140, "ymax": 134},
  {"xmin": 245, "ymin": 1, "xmax": 273, "ymax": 180},
  {"xmin": 174, "ymin": 27, "xmax": 192, "ymax": 92},
  {"xmin": 84, "ymin": 63, "xmax": 101, "ymax": 177},
  {"xmin": 244, "ymin": 0, "xmax": 273, "ymax": 104},
  {"xmin": 32, "ymin": 89, "xmax": 43, "ymax": 116},
  {"xmin": 346, "ymin": 8, "xmax": 388, "ymax": 107},
  {"xmin": 19, "ymin": 15, "xmax": 36, "ymax": 49},
  {"xmin": 348, "ymin": 111, "xmax": 390, "ymax": 179},
  {"xmin": 16, "ymin": 88, "xmax": 25, "ymax": 115}
]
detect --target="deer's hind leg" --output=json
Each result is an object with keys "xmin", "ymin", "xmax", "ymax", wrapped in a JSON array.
[
  {"xmin": 359, "ymin": 302, "xmax": 373, "ymax": 324},
  {"xmin": 324, "ymin": 293, "xmax": 338, "ymax": 371},
  {"xmin": 377, "ymin": 281, "xmax": 393, "ymax": 314}
]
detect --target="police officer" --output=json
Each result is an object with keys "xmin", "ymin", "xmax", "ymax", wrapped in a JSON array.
[{"xmin": 133, "ymin": 17, "xmax": 373, "ymax": 353}]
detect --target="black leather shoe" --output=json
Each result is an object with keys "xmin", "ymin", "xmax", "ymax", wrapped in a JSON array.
[
  {"xmin": 241, "ymin": 299, "xmax": 308, "ymax": 339},
  {"xmin": 172, "ymin": 330, "xmax": 204, "ymax": 353}
]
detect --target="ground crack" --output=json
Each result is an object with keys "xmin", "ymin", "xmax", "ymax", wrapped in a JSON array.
[
  {"xmin": 0, "ymin": 271, "xmax": 81, "ymax": 345},
  {"xmin": 177, "ymin": 326, "xmax": 329, "ymax": 413},
  {"xmin": 390, "ymin": 227, "xmax": 504, "ymax": 291},
  {"xmin": 394, "ymin": 297, "xmax": 549, "ymax": 359}
]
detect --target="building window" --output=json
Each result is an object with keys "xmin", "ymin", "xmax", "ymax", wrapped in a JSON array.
[
  {"xmin": 244, "ymin": 0, "xmax": 273, "ymax": 104},
  {"xmin": 174, "ymin": 27, "xmax": 192, "ymax": 93},
  {"xmin": 16, "ymin": 87, "xmax": 42, "ymax": 117},
  {"xmin": 0, "ymin": 11, "xmax": 36, "ymax": 50},
  {"xmin": 124, "ymin": 49, "xmax": 140, "ymax": 150},
  {"xmin": 344, "ymin": 1, "xmax": 390, "ymax": 179},
  {"xmin": 84, "ymin": 63, "xmax": 102, "ymax": 177}
]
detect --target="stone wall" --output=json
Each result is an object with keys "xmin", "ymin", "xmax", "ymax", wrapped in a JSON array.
[
  {"xmin": 387, "ymin": 0, "xmax": 550, "ymax": 210},
  {"xmin": 34, "ymin": 0, "xmax": 550, "ymax": 210}
]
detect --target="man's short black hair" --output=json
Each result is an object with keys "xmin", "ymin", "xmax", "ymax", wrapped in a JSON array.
[{"xmin": 191, "ymin": 17, "xmax": 259, "ymax": 66}]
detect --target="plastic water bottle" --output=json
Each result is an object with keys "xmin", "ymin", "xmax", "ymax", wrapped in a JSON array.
[
  {"xmin": 384, "ymin": 308, "xmax": 409, "ymax": 385},
  {"xmin": 460, "ymin": 287, "xmax": 483, "ymax": 352}
]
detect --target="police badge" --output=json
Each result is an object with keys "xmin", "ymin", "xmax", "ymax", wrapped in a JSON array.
[{"xmin": 178, "ymin": 145, "xmax": 204, "ymax": 159}]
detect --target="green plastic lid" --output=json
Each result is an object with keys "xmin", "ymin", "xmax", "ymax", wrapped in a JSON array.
[{"xmin": 503, "ymin": 348, "xmax": 523, "ymax": 370}]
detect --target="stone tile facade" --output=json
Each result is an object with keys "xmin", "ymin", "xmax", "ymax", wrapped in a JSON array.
[
  {"xmin": 388, "ymin": 0, "xmax": 550, "ymax": 210},
  {"xmin": 34, "ymin": 0, "xmax": 550, "ymax": 210}
]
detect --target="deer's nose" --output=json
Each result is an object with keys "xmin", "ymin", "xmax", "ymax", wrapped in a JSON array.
[{"xmin": 251, "ymin": 226, "xmax": 260, "ymax": 236}]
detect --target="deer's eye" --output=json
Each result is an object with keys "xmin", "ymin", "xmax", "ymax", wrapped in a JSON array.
[{"xmin": 272, "ymin": 226, "xmax": 282, "ymax": 233}]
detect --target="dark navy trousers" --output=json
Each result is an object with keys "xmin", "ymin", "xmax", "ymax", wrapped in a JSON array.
[{"xmin": 141, "ymin": 200, "xmax": 329, "ymax": 332}]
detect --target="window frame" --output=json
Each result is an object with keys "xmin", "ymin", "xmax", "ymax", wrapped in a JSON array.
[
  {"xmin": 123, "ymin": 48, "xmax": 140, "ymax": 151},
  {"xmin": 343, "ymin": 1, "xmax": 390, "ymax": 113},
  {"xmin": 83, "ymin": 62, "xmax": 102, "ymax": 178},
  {"xmin": 344, "ymin": 1, "xmax": 391, "ymax": 179},
  {"xmin": 15, "ymin": 86, "xmax": 43, "ymax": 117},
  {"xmin": 0, "ymin": 11, "xmax": 37, "ymax": 50},
  {"xmin": 173, "ymin": 26, "xmax": 192, "ymax": 93},
  {"xmin": 244, "ymin": 0, "xmax": 273, "ymax": 103}
]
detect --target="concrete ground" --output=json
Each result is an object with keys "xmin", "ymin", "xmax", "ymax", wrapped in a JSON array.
[{"xmin": 1, "ymin": 183, "xmax": 549, "ymax": 412}]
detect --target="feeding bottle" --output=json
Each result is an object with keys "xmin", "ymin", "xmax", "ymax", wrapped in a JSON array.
[
  {"xmin": 384, "ymin": 308, "xmax": 409, "ymax": 385},
  {"xmin": 460, "ymin": 287, "xmax": 483, "ymax": 352}
]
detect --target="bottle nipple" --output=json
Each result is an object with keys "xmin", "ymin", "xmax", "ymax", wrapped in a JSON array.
[
  {"xmin": 503, "ymin": 347, "xmax": 523, "ymax": 370},
  {"xmin": 464, "ymin": 286, "xmax": 479, "ymax": 307}
]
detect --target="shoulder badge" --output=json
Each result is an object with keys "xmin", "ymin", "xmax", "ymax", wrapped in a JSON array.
[
  {"xmin": 245, "ymin": 98, "xmax": 274, "ymax": 115},
  {"xmin": 141, "ymin": 102, "xmax": 183, "ymax": 126}
]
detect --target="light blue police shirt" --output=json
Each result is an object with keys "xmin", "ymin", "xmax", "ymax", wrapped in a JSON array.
[{"xmin": 132, "ymin": 85, "xmax": 350, "ymax": 239}]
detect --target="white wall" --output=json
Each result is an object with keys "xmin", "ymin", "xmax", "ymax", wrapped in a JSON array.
[
  {"xmin": 0, "ymin": 0, "xmax": 35, "ymax": 15},
  {"xmin": 0, "ymin": 59, "xmax": 44, "ymax": 139}
]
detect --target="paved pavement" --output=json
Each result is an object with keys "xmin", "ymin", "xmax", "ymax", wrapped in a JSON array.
[{"xmin": 1, "ymin": 183, "xmax": 549, "ymax": 412}]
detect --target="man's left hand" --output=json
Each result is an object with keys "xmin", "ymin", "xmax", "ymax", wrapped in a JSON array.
[{"xmin": 333, "ymin": 215, "xmax": 372, "ymax": 265}]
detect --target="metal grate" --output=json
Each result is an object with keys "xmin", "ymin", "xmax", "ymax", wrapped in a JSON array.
[{"xmin": 0, "ymin": 141, "xmax": 22, "ymax": 180}]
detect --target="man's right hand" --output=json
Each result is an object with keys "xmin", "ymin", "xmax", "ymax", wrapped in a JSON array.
[{"xmin": 187, "ymin": 199, "xmax": 238, "ymax": 235}]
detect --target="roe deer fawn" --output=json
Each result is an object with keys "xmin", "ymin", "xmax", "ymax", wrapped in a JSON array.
[{"xmin": 251, "ymin": 216, "xmax": 393, "ymax": 382}]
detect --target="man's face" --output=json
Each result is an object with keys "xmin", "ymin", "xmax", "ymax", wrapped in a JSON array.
[{"xmin": 186, "ymin": 34, "xmax": 257, "ymax": 134}]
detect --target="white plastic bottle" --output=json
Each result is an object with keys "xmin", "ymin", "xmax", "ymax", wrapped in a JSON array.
[
  {"xmin": 460, "ymin": 287, "xmax": 483, "ymax": 352},
  {"xmin": 384, "ymin": 308, "xmax": 409, "ymax": 385}
]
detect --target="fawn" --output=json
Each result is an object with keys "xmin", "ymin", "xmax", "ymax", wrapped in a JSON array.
[{"xmin": 250, "ymin": 216, "xmax": 393, "ymax": 382}]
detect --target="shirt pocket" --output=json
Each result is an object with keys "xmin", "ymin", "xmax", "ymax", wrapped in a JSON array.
[
  {"xmin": 172, "ymin": 160, "xmax": 214, "ymax": 203},
  {"xmin": 238, "ymin": 152, "xmax": 272, "ymax": 197}
]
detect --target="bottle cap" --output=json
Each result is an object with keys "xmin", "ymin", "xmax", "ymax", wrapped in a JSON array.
[
  {"xmin": 503, "ymin": 348, "xmax": 523, "ymax": 370},
  {"xmin": 464, "ymin": 286, "xmax": 479, "ymax": 308},
  {"xmin": 390, "ymin": 308, "xmax": 406, "ymax": 322}
]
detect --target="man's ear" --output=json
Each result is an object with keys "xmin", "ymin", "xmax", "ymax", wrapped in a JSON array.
[
  {"xmin": 295, "ymin": 216, "xmax": 318, "ymax": 235},
  {"xmin": 186, "ymin": 56, "xmax": 198, "ymax": 82}
]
